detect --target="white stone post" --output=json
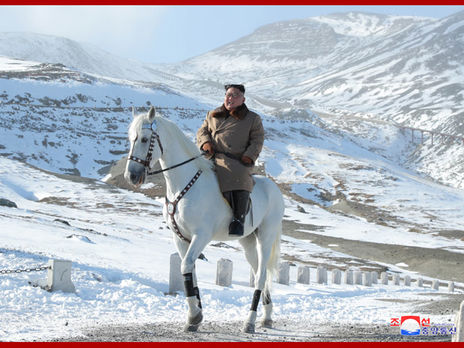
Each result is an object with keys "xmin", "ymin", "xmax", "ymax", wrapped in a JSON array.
[
  {"xmin": 317, "ymin": 266, "xmax": 327, "ymax": 284},
  {"xmin": 404, "ymin": 275, "xmax": 411, "ymax": 286},
  {"xmin": 452, "ymin": 300, "xmax": 464, "ymax": 342},
  {"xmin": 169, "ymin": 253, "xmax": 183, "ymax": 294},
  {"xmin": 332, "ymin": 269, "xmax": 342, "ymax": 285},
  {"xmin": 354, "ymin": 270, "xmax": 362, "ymax": 285},
  {"xmin": 216, "ymin": 258, "xmax": 233, "ymax": 287},
  {"xmin": 278, "ymin": 262, "xmax": 290, "ymax": 285},
  {"xmin": 362, "ymin": 272, "xmax": 371, "ymax": 287},
  {"xmin": 344, "ymin": 269, "xmax": 354, "ymax": 285},
  {"xmin": 47, "ymin": 259, "xmax": 75, "ymax": 293},
  {"xmin": 297, "ymin": 266, "xmax": 310, "ymax": 285},
  {"xmin": 393, "ymin": 274, "xmax": 400, "ymax": 285},
  {"xmin": 381, "ymin": 272, "xmax": 388, "ymax": 285},
  {"xmin": 448, "ymin": 282, "xmax": 455, "ymax": 293},
  {"xmin": 432, "ymin": 280, "xmax": 440, "ymax": 290},
  {"xmin": 417, "ymin": 277, "xmax": 423, "ymax": 287},
  {"xmin": 371, "ymin": 271, "xmax": 378, "ymax": 285}
]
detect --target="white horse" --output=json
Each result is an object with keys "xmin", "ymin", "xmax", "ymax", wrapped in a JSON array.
[{"xmin": 124, "ymin": 106, "xmax": 284, "ymax": 333}]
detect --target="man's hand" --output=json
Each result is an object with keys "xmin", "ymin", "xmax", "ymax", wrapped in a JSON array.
[
  {"xmin": 202, "ymin": 142, "xmax": 214, "ymax": 155},
  {"xmin": 241, "ymin": 155, "xmax": 253, "ymax": 165}
]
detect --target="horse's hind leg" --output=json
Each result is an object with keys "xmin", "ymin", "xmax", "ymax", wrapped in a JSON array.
[
  {"xmin": 238, "ymin": 232, "xmax": 259, "ymax": 277},
  {"xmin": 239, "ymin": 233, "xmax": 261, "ymax": 333},
  {"xmin": 262, "ymin": 289, "xmax": 273, "ymax": 328},
  {"xmin": 240, "ymin": 230, "xmax": 275, "ymax": 334}
]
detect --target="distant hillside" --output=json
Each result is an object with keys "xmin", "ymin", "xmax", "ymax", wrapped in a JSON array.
[
  {"xmin": 0, "ymin": 11, "xmax": 463, "ymax": 188},
  {"xmin": 165, "ymin": 11, "xmax": 464, "ymax": 188}
]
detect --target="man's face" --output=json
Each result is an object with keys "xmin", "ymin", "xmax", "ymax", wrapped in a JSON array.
[{"xmin": 224, "ymin": 87, "xmax": 245, "ymax": 111}]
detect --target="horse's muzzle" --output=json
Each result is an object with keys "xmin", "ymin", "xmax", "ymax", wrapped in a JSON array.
[{"xmin": 125, "ymin": 165, "xmax": 146, "ymax": 187}]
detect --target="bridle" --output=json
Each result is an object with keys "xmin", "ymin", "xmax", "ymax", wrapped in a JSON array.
[
  {"xmin": 128, "ymin": 120, "xmax": 204, "ymax": 176},
  {"xmin": 128, "ymin": 118, "xmax": 206, "ymax": 243}
]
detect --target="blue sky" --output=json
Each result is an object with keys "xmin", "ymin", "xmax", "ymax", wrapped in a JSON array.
[{"xmin": 0, "ymin": 6, "xmax": 462, "ymax": 63}]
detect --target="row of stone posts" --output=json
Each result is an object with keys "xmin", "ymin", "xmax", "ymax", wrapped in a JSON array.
[
  {"xmin": 168, "ymin": 254, "xmax": 456, "ymax": 294},
  {"xmin": 276, "ymin": 262, "xmax": 455, "ymax": 292}
]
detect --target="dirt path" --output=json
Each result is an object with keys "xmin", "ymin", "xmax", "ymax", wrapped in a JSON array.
[{"xmin": 57, "ymin": 312, "xmax": 460, "ymax": 342}]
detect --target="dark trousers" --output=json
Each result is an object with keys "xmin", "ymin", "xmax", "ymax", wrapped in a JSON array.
[{"xmin": 223, "ymin": 190, "xmax": 250, "ymax": 223}]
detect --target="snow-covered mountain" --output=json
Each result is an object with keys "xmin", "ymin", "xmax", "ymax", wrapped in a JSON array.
[
  {"xmin": 1, "ymin": 13, "xmax": 464, "ymax": 341},
  {"xmin": 164, "ymin": 11, "xmax": 464, "ymax": 188},
  {"xmin": 0, "ymin": 11, "xmax": 462, "ymax": 187},
  {"xmin": 0, "ymin": 56, "xmax": 209, "ymax": 177},
  {"xmin": 169, "ymin": 11, "xmax": 463, "ymax": 125},
  {"xmin": 0, "ymin": 32, "xmax": 172, "ymax": 82}
]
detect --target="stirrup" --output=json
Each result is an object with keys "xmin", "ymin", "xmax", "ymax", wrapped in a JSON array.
[{"xmin": 229, "ymin": 218, "xmax": 244, "ymax": 236}]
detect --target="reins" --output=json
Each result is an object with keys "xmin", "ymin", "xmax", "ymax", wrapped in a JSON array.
[{"xmin": 147, "ymin": 152, "xmax": 206, "ymax": 175}]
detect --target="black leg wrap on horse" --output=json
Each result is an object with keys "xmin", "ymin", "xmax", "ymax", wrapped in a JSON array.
[
  {"xmin": 183, "ymin": 273, "xmax": 195, "ymax": 298},
  {"xmin": 194, "ymin": 286, "xmax": 202, "ymax": 309},
  {"xmin": 251, "ymin": 289, "xmax": 262, "ymax": 312},
  {"xmin": 262, "ymin": 291, "xmax": 272, "ymax": 305}
]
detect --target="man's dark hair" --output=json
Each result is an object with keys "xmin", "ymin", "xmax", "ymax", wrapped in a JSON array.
[{"xmin": 224, "ymin": 84, "xmax": 245, "ymax": 94}]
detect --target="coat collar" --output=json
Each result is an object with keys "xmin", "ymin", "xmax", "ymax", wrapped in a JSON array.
[{"xmin": 211, "ymin": 104, "xmax": 249, "ymax": 120}]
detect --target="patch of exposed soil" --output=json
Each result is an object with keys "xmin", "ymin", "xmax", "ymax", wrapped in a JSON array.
[{"xmin": 55, "ymin": 315, "xmax": 459, "ymax": 342}]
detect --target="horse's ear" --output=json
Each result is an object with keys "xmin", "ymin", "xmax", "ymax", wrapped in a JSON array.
[
  {"xmin": 132, "ymin": 106, "xmax": 136, "ymax": 118},
  {"xmin": 148, "ymin": 106, "xmax": 156, "ymax": 122}
]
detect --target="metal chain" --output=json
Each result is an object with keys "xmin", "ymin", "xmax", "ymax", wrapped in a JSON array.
[{"xmin": 0, "ymin": 265, "xmax": 50, "ymax": 275}]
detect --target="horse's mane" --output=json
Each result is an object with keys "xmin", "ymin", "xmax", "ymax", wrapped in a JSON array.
[
  {"xmin": 128, "ymin": 112, "xmax": 145, "ymax": 140},
  {"xmin": 129, "ymin": 112, "xmax": 213, "ymax": 172}
]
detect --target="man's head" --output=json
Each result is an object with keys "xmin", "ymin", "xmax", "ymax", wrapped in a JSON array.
[{"xmin": 224, "ymin": 84, "xmax": 245, "ymax": 111}]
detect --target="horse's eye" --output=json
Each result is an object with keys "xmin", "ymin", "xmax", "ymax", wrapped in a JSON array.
[{"xmin": 141, "ymin": 137, "xmax": 149, "ymax": 143}]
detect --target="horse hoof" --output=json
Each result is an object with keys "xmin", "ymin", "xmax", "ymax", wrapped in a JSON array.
[
  {"xmin": 184, "ymin": 323, "xmax": 200, "ymax": 332},
  {"xmin": 184, "ymin": 311, "xmax": 203, "ymax": 332},
  {"xmin": 243, "ymin": 323, "xmax": 255, "ymax": 334},
  {"xmin": 261, "ymin": 319, "xmax": 273, "ymax": 328}
]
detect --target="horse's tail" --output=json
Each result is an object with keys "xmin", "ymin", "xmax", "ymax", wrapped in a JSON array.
[
  {"xmin": 263, "ymin": 180, "xmax": 284, "ymax": 293},
  {"xmin": 265, "ymin": 220, "xmax": 282, "ymax": 292}
]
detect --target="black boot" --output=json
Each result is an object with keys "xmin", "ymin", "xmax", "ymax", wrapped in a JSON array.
[{"xmin": 228, "ymin": 190, "xmax": 250, "ymax": 236}]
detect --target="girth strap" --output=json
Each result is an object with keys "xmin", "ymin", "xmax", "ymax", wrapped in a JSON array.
[{"xmin": 165, "ymin": 170, "xmax": 203, "ymax": 243}]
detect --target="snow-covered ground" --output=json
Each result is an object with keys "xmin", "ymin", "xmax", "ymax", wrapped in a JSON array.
[
  {"xmin": 1, "ymin": 155, "xmax": 462, "ymax": 341},
  {"xmin": 0, "ymin": 17, "xmax": 463, "ymax": 340}
]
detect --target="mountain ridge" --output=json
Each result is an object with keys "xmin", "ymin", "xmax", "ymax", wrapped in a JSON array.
[{"xmin": 0, "ymin": 11, "xmax": 462, "ymax": 188}]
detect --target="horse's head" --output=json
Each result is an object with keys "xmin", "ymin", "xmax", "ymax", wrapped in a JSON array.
[{"xmin": 124, "ymin": 106, "xmax": 163, "ymax": 187}]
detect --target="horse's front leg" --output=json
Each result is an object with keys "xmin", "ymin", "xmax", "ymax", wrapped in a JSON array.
[
  {"xmin": 183, "ymin": 271, "xmax": 203, "ymax": 332},
  {"xmin": 180, "ymin": 235, "xmax": 209, "ymax": 332}
]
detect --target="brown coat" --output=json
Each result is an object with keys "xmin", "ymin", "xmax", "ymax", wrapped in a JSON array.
[{"xmin": 197, "ymin": 104, "xmax": 264, "ymax": 193}]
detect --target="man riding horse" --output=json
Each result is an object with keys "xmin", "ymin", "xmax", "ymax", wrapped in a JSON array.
[
  {"xmin": 126, "ymin": 104, "xmax": 283, "ymax": 333},
  {"xmin": 197, "ymin": 84, "xmax": 265, "ymax": 236}
]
